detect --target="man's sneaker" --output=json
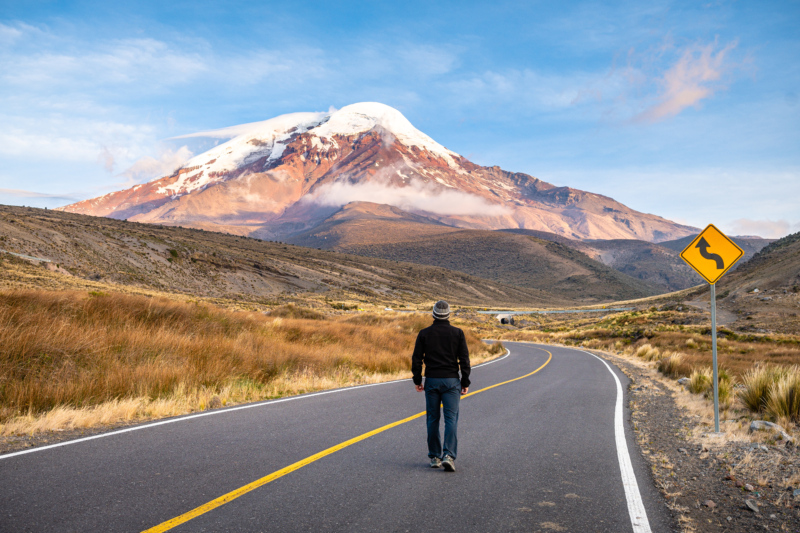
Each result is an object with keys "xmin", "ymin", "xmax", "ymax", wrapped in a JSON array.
[
  {"xmin": 429, "ymin": 457, "xmax": 442, "ymax": 468},
  {"xmin": 442, "ymin": 455, "xmax": 455, "ymax": 472}
]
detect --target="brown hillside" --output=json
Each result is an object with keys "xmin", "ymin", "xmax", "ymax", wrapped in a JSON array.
[
  {"xmin": 503, "ymin": 229, "xmax": 772, "ymax": 292},
  {"xmin": 0, "ymin": 204, "xmax": 567, "ymax": 308},
  {"xmin": 288, "ymin": 202, "xmax": 460, "ymax": 248},
  {"xmin": 659, "ymin": 235, "xmax": 772, "ymax": 262},
  {"xmin": 720, "ymin": 232, "xmax": 800, "ymax": 294},
  {"xmin": 683, "ymin": 232, "xmax": 800, "ymax": 335},
  {"xmin": 288, "ymin": 213, "xmax": 660, "ymax": 302}
]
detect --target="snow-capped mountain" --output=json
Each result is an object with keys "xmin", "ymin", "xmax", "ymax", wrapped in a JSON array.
[{"xmin": 59, "ymin": 102, "xmax": 696, "ymax": 242}]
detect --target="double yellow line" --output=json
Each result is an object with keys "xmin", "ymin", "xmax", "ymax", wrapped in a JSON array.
[{"xmin": 143, "ymin": 348, "xmax": 552, "ymax": 532}]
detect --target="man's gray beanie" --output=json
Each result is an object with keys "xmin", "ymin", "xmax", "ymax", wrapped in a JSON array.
[{"xmin": 432, "ymin": 300, "xmax": 451, "ymax": 320}]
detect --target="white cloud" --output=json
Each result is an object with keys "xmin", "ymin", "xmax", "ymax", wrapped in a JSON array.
[
  {"xmin": 0, "ymin": 22, "xmax": 23, "ymax": 44},
  {"xmin": 119, "ymin": 146, "xmax": 194, "ymax": 185},
  {"xmin": 304, "ymin": 177, "xmax": 511, "ymax": 217},
  {"xmin": 2, "ymin": 36, "xmax": 208, "ymax": 89},
  {"xmin": 442, "ymin": 69, "xmax": 593, "ymax": 112},
  {"xmin": 397, "ymin": 45, "xmax": 460, "ymax": 77},
  {"xmin": 0, "ymin": 114, "xmax": 157, "ymax": 165},
  {"xmin": 728, "ymin": 219, "xmax": 799, "ymax": 239}
]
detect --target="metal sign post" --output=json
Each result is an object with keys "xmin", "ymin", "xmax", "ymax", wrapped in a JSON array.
[
  {"xmin": 680, "ymin": 224, "xmax": 743, "ymax": 436},
  {"xmin": 710, "ymin": 283, "xmax": 719, "ymax": 433}
]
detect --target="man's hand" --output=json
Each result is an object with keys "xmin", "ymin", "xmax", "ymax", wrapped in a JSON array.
[
  {"xmin": 461, "ymin": 387, "xmax": 469, "ymax": 395},
  {"xmin": 415, "ymin": 384, "xmax": 424, "ymax": 392}
]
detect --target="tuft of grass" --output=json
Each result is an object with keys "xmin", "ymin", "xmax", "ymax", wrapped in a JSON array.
[
  {"xmin": 268, "ymin": 304, "xmax": 325, "ymax": 320},
  {"xmin": 487, "ymin": 341, "xmax": 506, "ymax": 355},
  {"xmin": 764, "ymin": 368, "xmax": 800, "ymax": 423},
  {"xmin": 739, "ymin": 365, "xmax": 789, "ymax": 413},
  {"xmin": 330, "ymin": 302, "xmax": 357, "ymax": 311},
  {"xmin": 635, "ymin": 343, "xmax": 661, "ymax": 361},
  {"xmin": 657, "ymin": 352, "xmax": 691, "ymax": 379},
  {"xmin": 687, "ymin": 367, "xmax": 712, "ymax": 394},
  {"xmin": 703, "ymin": 367, "xmax": 735, "ymax": 409}
]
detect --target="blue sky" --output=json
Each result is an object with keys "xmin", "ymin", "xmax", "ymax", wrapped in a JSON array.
[{"xmin": 1, "ymin": 0, "xmax": 798, "ymax": 238}]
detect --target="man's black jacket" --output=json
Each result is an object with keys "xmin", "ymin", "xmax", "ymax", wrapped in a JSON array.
[{"xmin": 411, "ymin": 319, "xmax": 471, "ymax": 388}]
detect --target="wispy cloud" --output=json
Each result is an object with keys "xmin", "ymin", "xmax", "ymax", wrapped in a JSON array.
[
  {"xmin": 0, "ymin": 115, "xmax": 157, "ymax": 165},
  {"xmin": 635, "ymin": 39, "xmax": 738, "ymax": 122},
  {"xmin": 0, "ymin": 188, "xmax": 77, "ymax": 201},
  {"xmin": 2, "ymin": 36, "xmax": 209, "ymax": 89},
  {"xmin": 304, "ymin": 177, "xmax": 510, "ymax": 217},
  {"xmin": 119, "ymin": 146, "xmax": 194, "ymax": 186}
]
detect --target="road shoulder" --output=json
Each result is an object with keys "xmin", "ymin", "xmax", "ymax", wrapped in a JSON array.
[{"xmin": 590, "ymin": 348, "xmax": 800, "ymax": 532}]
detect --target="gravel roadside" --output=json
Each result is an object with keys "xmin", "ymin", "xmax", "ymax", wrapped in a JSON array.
[{"xmin": 593, "ymin": 349, "xmax": 800, "ymax": 532}]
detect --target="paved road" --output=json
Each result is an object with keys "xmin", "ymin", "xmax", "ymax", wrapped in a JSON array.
[{"xmin": 1, "ymin": 343, "xmax": 674, "ymax": 532}]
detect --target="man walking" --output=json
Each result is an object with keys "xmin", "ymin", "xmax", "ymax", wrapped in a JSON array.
[{"xmin": 412, "ymin": 300, "xmax": 470, "ymax": 472}]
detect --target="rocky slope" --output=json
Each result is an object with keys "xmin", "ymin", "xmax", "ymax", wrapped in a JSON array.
[
  {"xmin": 60, "ymin": 103, "xmax": 696, "ymax": 243},
  {"xmin": 504, "ymin": 229, "xmax": 772, "ymax": 292},
  {"xmin": 0, "ymin": 204, "xmax": 573, "ymax": 307}
]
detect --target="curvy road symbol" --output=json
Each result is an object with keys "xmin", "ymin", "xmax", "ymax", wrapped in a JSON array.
[{"xmin": 695, "ymin": 237, "xmax": 724, "ymax": 269}]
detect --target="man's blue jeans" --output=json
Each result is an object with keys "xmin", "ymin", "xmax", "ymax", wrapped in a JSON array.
[{"xmin": 424, "ymin": 377, "xmax": 461, "ymax": 460}]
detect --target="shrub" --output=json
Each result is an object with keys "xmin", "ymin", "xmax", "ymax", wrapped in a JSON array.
[{"xmin": 688, "ymin": 367, "xmax": 712, "ymax": 394}]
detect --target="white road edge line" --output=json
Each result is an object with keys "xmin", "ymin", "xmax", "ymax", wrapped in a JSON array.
[
  {"xmin": 579, "ymin": 349, "xmax": 652, "ymax": 533},
  {"xmin": 0, "ymin": 348, "xmax": 511, "ymax": 461}
]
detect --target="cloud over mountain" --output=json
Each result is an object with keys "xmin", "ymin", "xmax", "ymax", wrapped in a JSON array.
[{"xmin": 305, "ymin": 177, "xmax": 512, "ymax": 217}]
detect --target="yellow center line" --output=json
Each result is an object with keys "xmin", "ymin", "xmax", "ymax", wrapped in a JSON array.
[{"xmin": 142, "ymin": 347, "xmax": 552, "ymax": 533}]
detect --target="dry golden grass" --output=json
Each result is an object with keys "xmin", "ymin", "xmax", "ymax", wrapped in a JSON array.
[
  {"xmin": 0, "ymin": 289, "xmax": 498, "ymax": 435},
  {"xmin": 687, "ymin": 367, "xmax": 711, "ymax": 394},
  {"xmin": 486, "ymin": 306, "xmax": 800, "ymax": 423},
  {"xmin": 764, "ymin": 368, "xmax": 800, "ymax": 424}
]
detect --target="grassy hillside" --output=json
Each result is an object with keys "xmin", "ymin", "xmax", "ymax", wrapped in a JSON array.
[{"xmin": 0, "ymin": 204, "xmax": 565, "ymax": 308}]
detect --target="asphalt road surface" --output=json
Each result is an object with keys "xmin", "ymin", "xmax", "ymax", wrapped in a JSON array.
[{"xmin": 1, "ymin": 342, "xmax": 674, "ymax": 532}]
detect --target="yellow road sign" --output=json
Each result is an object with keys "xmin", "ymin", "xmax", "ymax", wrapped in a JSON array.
[{"xmin": 680, "ymin": 224, "xmax": 744, "ymax": 285}]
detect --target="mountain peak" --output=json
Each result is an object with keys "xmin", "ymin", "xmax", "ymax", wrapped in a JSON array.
[
  {"xmin": 316, "ymin": 103, "xmax": 457, "ymax": 163},
  {"xmin": 59, "ymin": 102, "xmax": 698, "ymax": 243},
  {"xmin": 161, "ymin": 102, "xmax": 457, "ymax": 197}
]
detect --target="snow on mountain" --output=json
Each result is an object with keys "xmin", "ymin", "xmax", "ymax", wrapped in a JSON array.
[
  {"xmin": 58, "ymin": 102, "xmax": 698, "ymax": 243},
  {"xmin": 159, "ymin": 103, "xmax": 459, "ymax": 197}
]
